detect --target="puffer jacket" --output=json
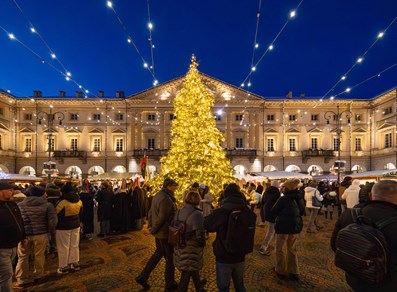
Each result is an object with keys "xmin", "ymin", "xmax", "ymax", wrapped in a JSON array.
[
  {"xmin": 18, "ymin": 196, "xmax": 57, "ymax": 235},
  {"xmin": 148, "ymin": 188, "xmax": 177, "ymax": 239},
  {"xmin": 342, "ymin": 182, "xmax": 361, "ymax": 208},
  {"xmin": 201, "ymin": 191, "xmax": 214, "ymax": 217},
  {"xmin": 173, "ymin": 204, "xmax": 205, "ymax": 272},
  {"xmin": 272, "ymin": 189, "xmax": 305, "ymax": 234},
  {"xmin": 331, "ymin": 200, "xmax": 397, "ymax": 291},
  {"xmin": 0, "ymin": 200, "xmax": 25, "ymax": 248},
  {"xmin": 55, "ymin": 192, "xmax": 83, "ymax": 230},
  {"xmin": 304, "ymin": 186, "xmax": 323, "ymax": 209},
  {"xmin": 262, "ymin": 186, "xmax": 281, "ymax": 223}
]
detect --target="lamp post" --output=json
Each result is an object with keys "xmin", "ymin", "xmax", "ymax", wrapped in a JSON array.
[
  {"xmin": 37, "ymin": 108, "xmax": 65, "ymax": 180},
  {"xmin": 324, "ymin": 105, "xmax": 352, "ymax": 185}
]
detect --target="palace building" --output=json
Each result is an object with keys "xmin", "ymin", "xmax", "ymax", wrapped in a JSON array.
[{"xmin": 0, "ymin": 73, "xmax": 396, "ymax": 178}]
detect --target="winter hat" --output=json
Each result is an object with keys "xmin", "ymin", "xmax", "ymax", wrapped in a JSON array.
[
  {"xmin": 192, "ymin": 182, "xmax": 200, "ymax": 188},
  {"xmin": 224, "ymin": 183, "xmax": 241, "ymax": 198},
  {"xmin": 46, "ymin": 183, "xmax": 61, "ymax": 197},
  {"xmin": 163, "ymin": 178, "xmax": 178, "ymax": 187},
  {"xmin": 199, "ymin": 183, "xmax": 206, "ymax": 190},
  {"xmin": 30, "ymin": 186, "xmax": 46, "ymax": 197},
  {"xmin": 61, "ymin": 182, "xmax": 74, "ymax": 195},
  {"xmin": 271, "ymin": 180, "xmax": 280, "ymax": 188},
  {"xmin": 283, "ymin": 179, "xmax": 300, "ymax": 191},
  {"xmin": 351, "ymin": 180, "xmax": 361, "ymax": 187},
  {"xmin": 0, "ymin": 181, "xmax": 15, "ymax": 190}
]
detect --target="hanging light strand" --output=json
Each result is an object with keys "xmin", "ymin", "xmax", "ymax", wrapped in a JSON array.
[
  {"xmin": 0, "ymin": 26, "xmax": 98, "ymax": 98},
  {"xmin": 147, "ymin": 0, "xmax": 157, "ymax": 85},
  {"xmin": 331, "ymin": 62, "xmax": 397, "ymax": 99},
  {"xmin": 240, "ymin": 0, "xmax": 304, "ymax": 88},
  {"xmin": 106, "ymin": 1, "xmax": 157, "ymax": 84},
  {"xmin": 11, "ymin": 0, "xmax": 72, "ymax": 77},
  {"xmin": 321, "ymin": 15, "xmax": 397, "ymax": 100}
]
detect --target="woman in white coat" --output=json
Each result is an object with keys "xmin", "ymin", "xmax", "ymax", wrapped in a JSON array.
[
  {"xmin": 304, "ymin": 182, "xmax": 324, "ymax": 233},
  {"xmin": 342, "ymin": 179, "xmax": 361, "ymax": 208}
]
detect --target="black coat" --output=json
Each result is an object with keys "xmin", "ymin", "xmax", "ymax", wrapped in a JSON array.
[
  {"xmin": 204, "ymin": 193, "xmax": 247, "ymax": 264},
  {"xmin": 111, "ymin": 192, "xmax": 134, "ymax": 233},
  {"xmin": 262, "ymin": 186, "xmax": 281, "ymax": 223},
  {"xmin": 96, "ymin": 188, "xmax": 114, "ymax": 221},
  {"xmin": 131, "ymin": 187, "xmax": 147, "ymax": 220},
  {"xmin": 271, "ymin": 189, "xmax": 305, "ymax": 234},
  {"xmin": 0, "ymin": 200, "xmax": 25, "ymax": 248},
  {"xmin": 331, "ymin": 200, "xmax": 397, "ymax": 292},
  {"xmin": 80, "ymin": 191, "xmax": 95, "ymax": 234}
]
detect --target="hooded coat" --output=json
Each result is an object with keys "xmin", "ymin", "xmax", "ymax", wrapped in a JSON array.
[
  {"xmin": 55, "ymin": 192, "xmax": 83, "ymax": 230},
  {"xmin": 272, "ymin": 189, "xmax": 305, "ymax": 234},
  {"xmin": 173, "ymin": 204, "xmax": 205, "ymax": 272},
  {"xmin": 203, "ymin": 185, "xmax": 247, "ymax": 264},
  {"xmin": 342, "ymin": 180, "xmax": 361, "ymax": 208},
  {"xmin": 304, "ymin": 186, "xmax": 323, "ymax": 209},
  {"xmin": 262, "ymin": 186, "xmax": 281, "ymax": 223}
]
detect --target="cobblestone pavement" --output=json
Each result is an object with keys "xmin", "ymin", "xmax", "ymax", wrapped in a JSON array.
[{"xmin": 23, "ymin": 212, "xmax": 350, "ymax": 292}]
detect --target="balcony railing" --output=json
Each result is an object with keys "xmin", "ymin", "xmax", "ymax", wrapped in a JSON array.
[
  {"xmin": 133, "ymin": 149, "xmax": 169, "ymax": 158},
  {"xmin": 302, "ymin": 149, "xmax": 334, "ymax": 163},
  {"xmin": 53, "ymin": 150, "xmax": 87, "ymax": 164},
  {"xmin": 225, "ymin": 148, "xmax": 257, "ymax": 162}
]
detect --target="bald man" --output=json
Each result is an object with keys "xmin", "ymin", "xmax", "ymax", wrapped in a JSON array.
[{"xmin": 331, "ymin": 180, "xmax": 397, "ymax": 292}]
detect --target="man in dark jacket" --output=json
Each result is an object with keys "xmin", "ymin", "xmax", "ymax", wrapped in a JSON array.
[
  {"xmin": 272, "ymin": 179, "xmax": 305, "ymax": 281},
  {"xmin": 14, "ymin": 186, "xmax": 57, "ymax": 288},
  {"xmin": 331, "ymin": 180, "xmax": 397, "ymax": 291},
  {"xmin": 136, "ymin": 178, "xmax": 178, "ymax": 291},
  {"xmin": 204, "ymin": 183, "xmax": 247, "ymax": 292},
  {"xmin": 0, "ymin": 181, "xmax": 25, "ymax": 291}
]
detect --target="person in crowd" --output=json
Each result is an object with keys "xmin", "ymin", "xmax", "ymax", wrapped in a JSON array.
[
  {"xmin": 248, "ymin": 183, "xmax": 261, "ymax": 212},
  {"xmin": 200, "ymin": 185, "xmax": 213, "ymax": 218},
  {"xmin": 338, "ymin": 176, "xmax": 352, "ymax": 215},
  {"xmin": 14, "ymin": 186, "xmax": 57, "ymax": 288},
  {"xmin": 203, "ymin": 183, "xmax": 247, "ymax": 292},
  {"xmin": 331, "ymin": 180, "xmax": 397, "ymax": 291},
  {"xmin": 271, "ymin": 179, "xmax": 305, "ymax": 281},
  {"xmin": 174, "ymin": 191, "xmax": 207, "ymax": 292},
  {"xmin": 131, "ymin": 181, "xmax": 148, "ymax": 230},
  {"xmin": 256, "ymin": 184, "xmax": 265, "ymax": 226},
  {"xmin": 112, "ymin": 179, "xmax": 134, "ymax": 233},
  {"xmin": 96, "ymin": 180, "xmax": 114, "ymax": 237},
  {"xmin": 259, "ymin": 181, "xmax": 281, "ymax": 256},
  {"xmin": 135, "ymin": 178, "xmax": 178, "ymax": 291},
  {"xmin": 357, "ymin": 181, "xmax": 374, "ymax": 207},
  {"xmin": 79, "ymin": 180, "xmax": 95, "ymax": 240},
  {"xmin": 45, "ymin": 183, "xmax": 62, "ymax": 252},
  {"xmin": 110, "ymin": 183, "xmax": 124, "ymax": 234},
  {"xmin": 10, "ymin": 189, "xmax": 26, "ymax": 204},
  {"xmin": 217, "ymin": 184, "xmax": 228, "ymax": 207},
  {"xmin": 323, "ymin": 190, "xmax": 338, "ymax": 220},
  {"xmin": 341, "ymin": 179, "xmax": 361, "ymax": 209},
  {"xmin": 182, "ymin": 182, "xmax": 200, "ymax": 203},
  {"xmin": 0, "ymin": 181, "xmax": 25, "ymax": 292},
  {"xmin": 55, "ymin": 182, "xmax": 83, "ymax": 275},
  {"xmin": 304, "ymin": 181, "xmax": 324, "ymax": 233}
]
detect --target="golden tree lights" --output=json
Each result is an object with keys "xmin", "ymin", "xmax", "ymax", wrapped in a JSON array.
[{"xmin": 151, "ymin": 55, "xmax": 234, "ymax": 200}]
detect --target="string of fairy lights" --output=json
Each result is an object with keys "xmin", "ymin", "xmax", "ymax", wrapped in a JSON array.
[
  {"xmin": 106, "ymin": 0, "xmax": 158, "ymax": 86},
  {"xmin": 320, "ymin": 15, "xmax": 397, "ymax": 101}
]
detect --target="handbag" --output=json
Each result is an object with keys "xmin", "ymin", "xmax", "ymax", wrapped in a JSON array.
[{"xmin": 312, "ymin": 191, "xmax": 323, "ymax": 207}]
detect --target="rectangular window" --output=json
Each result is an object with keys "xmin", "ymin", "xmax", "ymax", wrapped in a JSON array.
[
  {"xmin": 311, "ymin": 138, "xmax": 318, "ymax": 150},
  {"xmin": 215, "ymin": 115, "xmax": 222, "ymax": 121},
  {"xmin": 93, "ymin": 138, "xmax": 101, "ymax": 152},
  {"xmin": 169, "ymin": 114, "xmax": 175, "ymax": 121},
  {"xmin": 333, "ymin": 138, "xmax": 340, "ymax": 151},
  {"xmin": 235, "ymin": 114, "xmax": 243, "ymax": 121},
  {"xmin": 25, "ymin": 138, "xmax": 32, "ymax": 152},
  {"xmin": 93, "ymin": 114, "xmax": 101, "ymax": 121},
  {"xmin": 383, "ymin": 107, "xmax": 393, "ymax": 115},
  {"xmin": 235, "ymin": 138, "xmax": 243, "ymax": 148},
  {"xmin": 267, "ymin": 114, "xmax": 275, "ymax": 121},
  {"xmin": 289, "ymin": 115, "xmax": 296, "ymax": 121},
  {"xmin": 355, "ymin": 138, "xmax": 362, "ymax": 151},
  {"xmin": 385, "ymin": 133, "xmax": 392, "ymax": 148},
  {"xmin": 115, "ymin": 113, "xmax": 123, "ymax": 121},
  {"xmin": 147, "ymin": 114, "xmax": 156, "ymax": 121},
  {"xmin": 70, "ymin": 114, "xmax": 78, "ymax": 121},
  {"xmin": 47, "ymin": 137, "xmax": 55, "ymax": 152},
  {"xmin": 115, "ymin": 138, "xmax": 124, "ymax": 152},
  {"xmin": 355, "ymin": 114, "xmax": 362, "ymax": 121},
  {"xmin": 289, "ymin": 138, "xmax": 296, "ymax": 151},
  {"xmin": 311, "ymin": 114, "xmax": 318, "ymax": 121},
  {"xmin": 71, "ymin": 138, "xmax": 78, "ymax": 150},
  {"xmin": 24, "ymin": 113, "xmax": 32, "ymax": 120},
  {"xmin": 333, "ymin": 114, "xmax": 339, "ymax": 121},
  {"xmin": 267, "ymin": 138, "xmax": 274, "ymax": 151},
  {"xmin": 148, "ymin": 138, "xmax": 155, "ymax": 149}
]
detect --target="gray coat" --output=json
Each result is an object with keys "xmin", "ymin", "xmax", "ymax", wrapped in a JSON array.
[
  {"xmin": 18, "ymin": 196, "xmax": 57, "ymax": 236},
  {"xmin": 173, "ymin": 204, "xmax": 205, "ymax": 272},
  {"xmin": 148, "ymin": 188, "xmax": 177, "ymax": 239}
]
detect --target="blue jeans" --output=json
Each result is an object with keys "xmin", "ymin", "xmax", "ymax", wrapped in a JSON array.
[
  {"xmin": 216, "ymin": 261, "xmax": 246, "ymax": 292},
  {"xmin": 0, "ymin": 248, "xmax": 16, "ymax": 292}
]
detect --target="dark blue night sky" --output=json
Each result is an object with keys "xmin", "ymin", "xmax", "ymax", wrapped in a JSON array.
[{"xmin": 0, "ymin": 0, "xmax": 396, "ymax": 99}]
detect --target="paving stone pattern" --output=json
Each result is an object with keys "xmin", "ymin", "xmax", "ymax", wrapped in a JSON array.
[{"xmin": 26, "ymin": 213, "xmax": 350, "ymax": 291}]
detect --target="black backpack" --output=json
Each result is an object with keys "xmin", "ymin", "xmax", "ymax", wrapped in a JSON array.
[
  {"xmin": 335, "ymin": 208, "xmax": 397, "ymax": 284},
  {"xmin": 168, "ymin": 209, "xmax": 195, "ymax": 249},
  {"xmin": 222, "ymin": 206, "xmax": 257, "ymax": 254}
]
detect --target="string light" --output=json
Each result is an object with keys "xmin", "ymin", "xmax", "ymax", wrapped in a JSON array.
[{"xmin": 321, "ymin": 15, "xmax": 397, "ymax": 100}]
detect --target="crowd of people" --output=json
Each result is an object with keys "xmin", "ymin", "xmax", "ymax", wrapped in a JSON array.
[{"xmin": 1, "ymin": 175, "xmax": 396, "ymax": 292}]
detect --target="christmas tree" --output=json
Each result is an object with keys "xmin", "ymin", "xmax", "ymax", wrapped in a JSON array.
[{"xmin": 151, "ymin": 55, "xmax": 234, "ymax": 199}]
